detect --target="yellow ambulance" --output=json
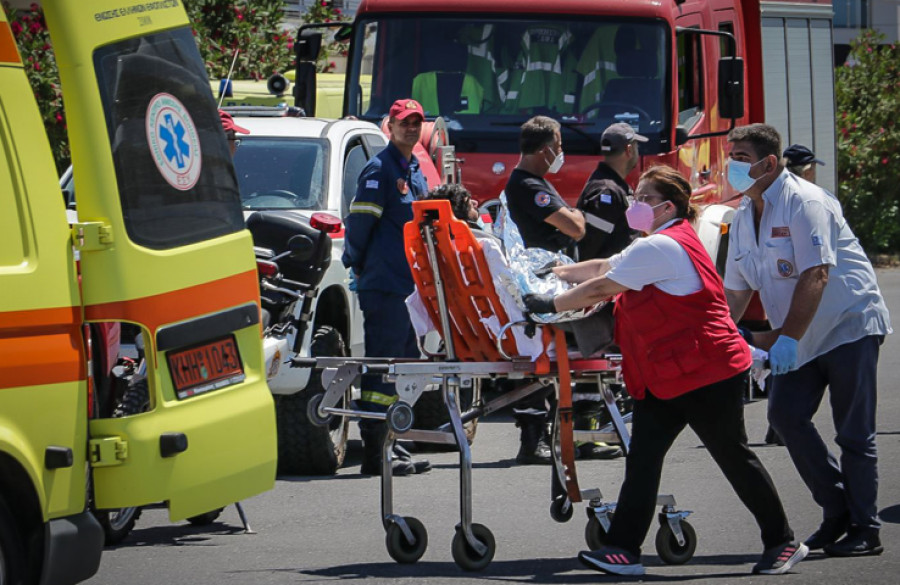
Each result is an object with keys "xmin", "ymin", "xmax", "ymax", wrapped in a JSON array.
[{"xmin": 0, "ymin": 2, "xmax": 277, "ymax": 583}]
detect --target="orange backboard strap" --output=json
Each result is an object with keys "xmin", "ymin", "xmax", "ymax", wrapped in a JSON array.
[
  {"xmin": 0, "ymin": 21, "xmax": 22, "ymax": 64},
  {"xmin": 553, "ymin": 326, "xmax": 580, "ymax": 502}
]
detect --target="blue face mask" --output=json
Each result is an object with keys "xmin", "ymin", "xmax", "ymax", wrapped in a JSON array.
[{"xmin": 727, "ymin": 158, "xmax": 767, "ymax": 193}]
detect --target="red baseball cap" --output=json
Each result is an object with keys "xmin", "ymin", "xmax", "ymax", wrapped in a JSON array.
[
  {"xmin": 219, "ymin": 110, "xmax": 250, "ymax": 135},
  {"xmin": 388, "ymin": 98, "xmax": 425, "ymax": 121}
]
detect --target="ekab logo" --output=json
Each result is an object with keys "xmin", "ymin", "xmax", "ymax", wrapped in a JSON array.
[{"xmin": 146, "ymin": 93, "xmax": 202, "ymax": 191}]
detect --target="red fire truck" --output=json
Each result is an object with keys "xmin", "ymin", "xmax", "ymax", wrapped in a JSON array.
[{"xmin": 297, "ymin": 0, "xmax": 836, "ymax": 265}]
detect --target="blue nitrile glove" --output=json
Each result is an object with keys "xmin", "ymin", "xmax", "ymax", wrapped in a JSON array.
[
  {"xmin": 348, "ymin": 268, "xmax": 357, "ymax": 292},
  {"xmin": 768, "ymin": 335, "xmax": 798, "ymax": 375},
  {"xmin": 523, "ymin": 293, "xmax": 557, "ymax": 314}
]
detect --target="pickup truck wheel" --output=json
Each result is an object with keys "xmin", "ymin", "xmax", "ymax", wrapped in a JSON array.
[
  {"xmin": 412, "ymin": 380, "xmax": 479, "ymax": 451},
  {"xmin": 0, "ymin": 495, "xmax": 25, "ymax": 585},
  {"xmin": 275, "ymin": 326, "xmax": 349, "ymax": 475},
  {"xmin": 92, "ymin": 375, "xmax": 149, "ymax": 545}
]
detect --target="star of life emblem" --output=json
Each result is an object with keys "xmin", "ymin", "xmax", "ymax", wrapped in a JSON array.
[{"xmin": 146, "ymin": 93, "xmax": 202, "ymax": 191}]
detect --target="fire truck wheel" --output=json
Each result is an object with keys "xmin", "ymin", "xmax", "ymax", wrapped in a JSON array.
[
  {"xmin": 186, "ymin": 508, "xmax": 223, "ymax": 526},
  {"xmin": 275, "ymin": 326, "xmax": 349, "ymax": 476},
  {"xmin": 412, "ymin": 380, "xmax": 479, "ymax": 451},
  {"xmin": 93, "ymin": 375, "xmax": 150, "ymax": 545},
  {"xmin": 0, "ymin": 494, "xmax": 26, "ymax": 585}
]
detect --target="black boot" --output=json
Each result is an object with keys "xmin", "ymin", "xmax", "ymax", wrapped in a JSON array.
[
  {"xmin": 515, "ymin": 415, "xmax": 552, "ymax": 465},
  {"xmin": 360, "ymin": 424, "xmax": 425, "ymax": 476}
]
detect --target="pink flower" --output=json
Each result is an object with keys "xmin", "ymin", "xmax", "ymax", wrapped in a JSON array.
[
  {"xmin": 237, "ymin": 13, "xmax": 244, "ymax": 20},
  {"xmin": 55, "ymin": 113, "xmax": 63, "ymax": 122},
  {"xmin": 10, "ymin": 21, "xmax": 22, "ymax": 35},
  {"xmin": 34, "ymin": 62, "xmax": 41, "ymax": 71},
  {"xmin": 883, "ymin": 157, "xmax": 890, "ymax": 165},
  {"xmin": 335, "ymin": 8, "xmax": 342, "ymax": 15},
  {"xmin": 867, "ymin": 47, "xmax": 873, "ymax": 53},
  {"xmin": 329, "ymin": 61, "xmax": 336, "ymax": 67}
]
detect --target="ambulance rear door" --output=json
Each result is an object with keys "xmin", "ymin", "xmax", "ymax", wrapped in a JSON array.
[{"xmin": 42, "ymin": 0, "xmax": 277, "ymax": 520}]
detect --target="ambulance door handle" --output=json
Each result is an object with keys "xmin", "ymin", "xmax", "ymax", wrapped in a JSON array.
[{"xmin": 159, "ymin": 433, "xmax": 188, "ymax": 458}]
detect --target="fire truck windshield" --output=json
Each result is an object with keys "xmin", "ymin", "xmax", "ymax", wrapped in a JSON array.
[{"xmin": 346, "ymin": 16, "xmax": 669, "ymax": 156}]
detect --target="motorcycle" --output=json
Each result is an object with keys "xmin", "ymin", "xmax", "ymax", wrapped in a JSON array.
[{"xmin": 246, "ymin": 211, "xmax": 352, "ymax": 476}]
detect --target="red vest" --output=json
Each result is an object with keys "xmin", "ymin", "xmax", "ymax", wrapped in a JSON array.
[{"xmin": 613, "ymin": 220, "xmax": 751, "ymax": 400}]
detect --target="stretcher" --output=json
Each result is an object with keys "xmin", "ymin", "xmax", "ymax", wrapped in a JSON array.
[{"xmin": 299, "ymin": 200, "xmax": 696, "ymax": 570}]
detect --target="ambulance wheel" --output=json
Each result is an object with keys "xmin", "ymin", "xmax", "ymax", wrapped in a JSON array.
[
  {"xmin": 385, "ymin": 517, "xmax": 428, "ymax": 564},
  {"xmin": 451, "ymin": 523, "xmax": 495, "ymax": 571},
  {"xmin": 585, "ymin": 513, "xmax": 615, "ymax": 550},
  {"xmin": 186, "ymin": 508, "xmax": 223, "ymax": 526},
  {"xmin": 655, "ymin": 519, "xmax": 697, "ymax": 565},
  {"xmin": 550, "ymin": 496, "xmax": 574, "ymax": 523},
  {"xmin": 93, "ymin": 376, "xmax": 150, "ymax": 545},
  {"xmin": 276, "ymin": 326, "xmax": 349, "ymax": 476},
  {"xmin": 412, "ymin": 380, "xmax": 479, "ymax": 451},
  {"xmin": 0, "ymin": 494, "xmax": 26, "ymax": 584}
]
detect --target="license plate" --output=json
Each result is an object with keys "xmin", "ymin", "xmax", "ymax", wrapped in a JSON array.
[{"xmin": 167, "ymin": 336, "xmax": 245, "ymax": 399}]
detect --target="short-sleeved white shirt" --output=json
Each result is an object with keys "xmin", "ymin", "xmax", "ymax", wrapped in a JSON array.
[
  {"xmin": 724, "ymin": 170, "xmax": 891, "ymax": 365},
  {"xmin": 606, "ymin": 219, "xmax": 703, "ymax": 296}
]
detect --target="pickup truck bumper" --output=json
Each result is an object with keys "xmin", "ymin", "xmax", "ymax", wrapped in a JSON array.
[{"xmin": 41, "ymin": 510, "xmax": 104, "ymax": 585}]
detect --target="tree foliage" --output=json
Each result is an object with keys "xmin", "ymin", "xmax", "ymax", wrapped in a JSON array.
[
  {"xmin": 4, "ymin": 0, "xmax": 293, "ymax": 173},
  {"xmin": 835, "ymin": 30, "xmax": 900, "ymax": 253}
]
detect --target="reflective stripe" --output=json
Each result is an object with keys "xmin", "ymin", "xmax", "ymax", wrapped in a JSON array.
[
  {"xmin": 0, "ymin": 21, "xmax": 21, "ymax": 64},
  {"xmin": 360, "ymin": 391, "xmax": 398, "ymax": 406},
  {"xmin": 349, "ymin": 202, "xmax": 383, "ymax": 217},
  {"xmin": 584, "ymin": 212, "xmax": 615, "ymax": 233}
]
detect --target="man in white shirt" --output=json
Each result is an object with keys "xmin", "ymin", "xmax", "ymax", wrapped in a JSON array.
[{"xmin": 723, "ymin": 123, "xmax": 891, "ymax": 558}]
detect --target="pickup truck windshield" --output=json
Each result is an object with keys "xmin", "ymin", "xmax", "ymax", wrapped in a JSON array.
[
  {"xmin": 233, "ymin": 138, "xmax": 328, "ymax": 211},
  {"xmin": 346, "ymin": 16, "xmax": 668, "ymax": 155}
]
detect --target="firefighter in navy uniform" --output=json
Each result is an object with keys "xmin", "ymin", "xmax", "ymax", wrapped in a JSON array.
[{"xmin": 342, "ymin": 98, "xmax": 432, "ymax": 476}]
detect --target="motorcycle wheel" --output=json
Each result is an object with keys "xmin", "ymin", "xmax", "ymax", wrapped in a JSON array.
[
  {"xmin": 275, "ymin": 325, "xmax": 350, "ymax": 475},
  {"xmin": 92, "ymin": 375, "xmax": 149, "ymax": 545}
]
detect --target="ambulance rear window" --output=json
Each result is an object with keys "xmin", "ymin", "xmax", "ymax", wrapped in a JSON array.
[{"xmin": 93, "ymin": 28, "xmax": 243, "ymax": 250}]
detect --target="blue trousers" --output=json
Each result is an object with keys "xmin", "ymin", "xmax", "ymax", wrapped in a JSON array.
[
  {"xmin": 768, "ymin": 335, "xmax": 883, "ymax": 531},
  {"xmin": 357, "ymin": 290, "xmax": 418, "ymax": 430}
]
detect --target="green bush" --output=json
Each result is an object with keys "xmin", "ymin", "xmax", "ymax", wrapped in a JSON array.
[
  {"xmin": 302, "ymin": 0, "xmax": 349, "ymax": 73},
  {"xmin": 835, "ymin": 30, "xmax": 900, "ymax": 253},
  {"xmin": 185, "ymin": 0, "xmax": 294, "ymax": 80},
  {"xmin": 5, "ymin": 0, "xmax": 293, "ymax": 174},
  {"xmin": 3, "ymin": 1, "xmax": 68, "ymax": 174}
]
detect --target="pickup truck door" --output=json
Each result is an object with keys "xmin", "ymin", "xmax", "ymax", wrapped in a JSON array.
[{"xmin": 42, "ymin": 0, "xmax": 277, "ymax": 520}]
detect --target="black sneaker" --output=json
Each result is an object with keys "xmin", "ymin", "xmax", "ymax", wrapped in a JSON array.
[
  {"xmin": 578, "ymin": 547, "xmax": 645, "ymax": 576},
  {"xmin": 752, "ymin": 541, "xmax": 808, "ymax": 575},
  {"xmin": 576, "ymin": 442, "xmax": 624, "ymax": 460},
  {"xmin": 804, "ymin": 514, "xmax": 850, "ymax": 550},
  {"xmin": 824, "ymin": 527, "xmax": 883, "ymax": 557}
]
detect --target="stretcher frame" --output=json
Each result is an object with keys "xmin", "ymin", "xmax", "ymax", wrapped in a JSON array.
[{"xmin": 299, "ymin": 200, "xmax": 695, "ymax": 570}]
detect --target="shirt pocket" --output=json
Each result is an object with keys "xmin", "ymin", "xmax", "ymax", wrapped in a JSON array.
[
  {"xmin": 764, "ymin": 238, "xmax": 798, "ymax": 280},
  {"xmin": 732, "ymin": 249, "xmax": 764, "ymax": 290}
]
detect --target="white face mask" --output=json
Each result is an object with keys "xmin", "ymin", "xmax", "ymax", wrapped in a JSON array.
[{"xmin": 545, "ymin": 148, "xmax": 565, "ymax": 174}]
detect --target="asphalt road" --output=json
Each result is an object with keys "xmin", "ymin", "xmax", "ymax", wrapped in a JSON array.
[{"xmin": 85, "ymin": 268, "xmax": 900, "ymax": 585}]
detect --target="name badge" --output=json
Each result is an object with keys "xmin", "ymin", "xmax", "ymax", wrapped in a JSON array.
[{"xmin": 771, "ymin": 226, "xmax": 790, "ymax": 238}]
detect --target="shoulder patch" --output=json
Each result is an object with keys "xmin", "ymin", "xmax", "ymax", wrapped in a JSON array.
[
  {"xmin": 365, "ymin": 179, "xmax": 379, "ymax": 190},
  {"xmin": 811, "ymin": 235, "xmax": 824, "ymax": 246},
  {"xmin": 535, "ymin": 191, "xmax": 552, "ymax": 207}
]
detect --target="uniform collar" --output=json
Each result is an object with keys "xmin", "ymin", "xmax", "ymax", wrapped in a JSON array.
[
  {"xmin": 653, "ymin": 218, "xmax": 680, "ymax": 234},
  {"xmin": 761, "ymin": 169, "xmax": 790, "ymax": 205},
  {"xmin": 386, "ymin": 141, "xmax": 419, "ymax": 172},
  {"xmin": 592, "ymin": 161, "xmax": 631, "ymax": 191}
]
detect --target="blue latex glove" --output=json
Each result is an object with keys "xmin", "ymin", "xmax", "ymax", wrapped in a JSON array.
[
  {"xmin": 768, "ymin": 335, "xmax": 798, "ymax": 375},
  {"xmin": 348, "ymin": 268, "xmax": 357, "ymax": 292}
]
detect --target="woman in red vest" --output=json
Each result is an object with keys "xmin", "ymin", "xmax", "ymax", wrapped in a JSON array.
[{"xmin": 525, "ymin": 166, "xmax": 806, "ymax": 577}]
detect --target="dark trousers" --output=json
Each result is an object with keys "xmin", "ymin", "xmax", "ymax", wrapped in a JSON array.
[
  {"xmin": 357, "ymin": 290, "xmax": 419, "ymax": 432},
  {"xmin": 768, "ymin": 335, "xmax": 882, "ymax": 531},
  {"xmin": 607, "ymin": 370, "xmax": 794, "ymax": 556}
]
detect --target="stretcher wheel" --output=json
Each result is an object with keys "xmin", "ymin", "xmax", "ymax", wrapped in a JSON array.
[
  {"xmin": 655, "ymin": 519, "xmax": 697, "ymax": 565},
  {"xmin": 451, "ymin": 523, "xmax": 495, "ymax": 571},
  {"xmin": 584, "ymin": 513, "xmax": 614, "ymax": 550},
  {"xmin": 385, "ymin": 516, "xmax": 428, "ymax": 564},
  {"xmin": 549, "ymin": 496, "xmax": 574, "ymax": 523},
  {"xmin": 306, "ymin": 393, "xmax": 331, "ymax": 426},
  {"xmin": 386, "ymin": 401, "xmax": 415, "ymax": 434}
]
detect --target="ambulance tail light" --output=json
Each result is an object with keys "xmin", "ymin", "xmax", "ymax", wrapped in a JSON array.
[
  {"xmin": 310, "ymin": 212, "xmax": 342, "ymax": 234},
  {"xmin": 257, "ymin": 260, "xmax": 279, "ymax": 278}
]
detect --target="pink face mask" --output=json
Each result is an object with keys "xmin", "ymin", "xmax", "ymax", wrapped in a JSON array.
[{"xmin": 625, "ymin": 200, "xmax": 666, "ymax": 232}]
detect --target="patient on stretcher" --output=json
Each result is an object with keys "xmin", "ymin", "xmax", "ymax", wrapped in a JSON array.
[{"xmin": 406, "ymin": 185, "xmax": 613, "ymax": 361}]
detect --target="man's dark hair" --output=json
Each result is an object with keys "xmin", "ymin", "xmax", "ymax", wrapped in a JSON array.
[
  {"xmin": 427, "ymin": 183, "xmax": 472, "ymax": 221},
  {"xmin": 519, "ymin": 116, "xmax": 560, "ymax": 154},
  {"xmin": 727, "ymin": 124, "xmax": 782, "ymax": 160}
]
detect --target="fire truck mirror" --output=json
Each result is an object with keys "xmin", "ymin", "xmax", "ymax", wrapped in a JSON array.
[
  {"xmin": 296, "ymin": 31, "xmax": 323, "ymax": 63},
  {"xmin": 718, "ymin": 57, "xmax": 745, "ymax": 119}
]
